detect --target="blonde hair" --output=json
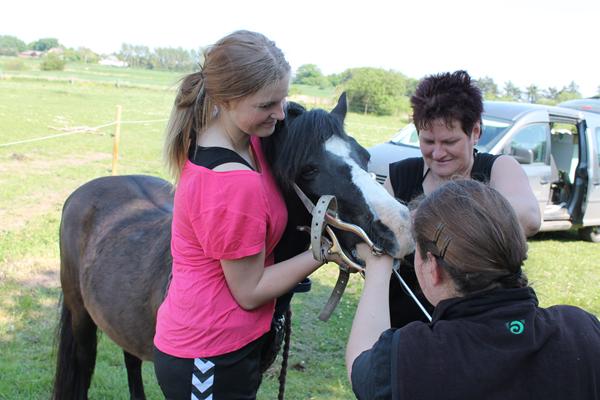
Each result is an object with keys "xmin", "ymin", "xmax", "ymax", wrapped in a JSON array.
[{"xmin": 163, "ymin": 30, "xmax": 291, "ymax": 182}]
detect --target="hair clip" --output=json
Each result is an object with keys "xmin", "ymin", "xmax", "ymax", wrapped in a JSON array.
[
  {"xmin": 432, "ymin": 222, "xmax": 451, "ymax": 258},
  {"xmin": 432, "ymin": 223, "xmax": 445, "ymax": 244},
  {"xmin": 439, "ymin": 236, "xmax": 452, "ymax": 259}
]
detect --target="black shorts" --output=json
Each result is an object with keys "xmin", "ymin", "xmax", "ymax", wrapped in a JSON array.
[{"xmin": 153, "ymin": 334, "xmax": 266, "ymax": 400}]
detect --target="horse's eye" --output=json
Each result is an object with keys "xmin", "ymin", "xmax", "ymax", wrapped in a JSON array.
[{"xmin": 300, "ymin": 166, "xmax": 318, "ymax": 180}]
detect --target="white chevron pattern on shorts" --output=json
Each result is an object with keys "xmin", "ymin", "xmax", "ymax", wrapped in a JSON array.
[
  {"xmin": 191, "ymin": 393, "xmax": 212, "ymax": 400},
  {"xmin": 192, "ymin": 374, "xmax": 213, "ymax": 392},
  {"xmin": 191, "ymin": 358, "xmax": 215, "ymax": 400},
  {"xmin": 194, "ymin": 358, "xmax": 214, "ymax": 374}
]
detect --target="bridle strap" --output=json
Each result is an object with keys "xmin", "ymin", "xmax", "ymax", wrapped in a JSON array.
[
  {"xmin": 293, "ymin": 183, "xmax": 382, "ymax": 266},
  {"xmin": 293, "ymin": 183, "xmax": 316, "ymax": 215},
  {"xmin": 318, "ymin": 269, "xmax": 350, "ymax": 321},
  {"xmin": 306, "ymin": 193, "xmax": 352, "ymax": 321},
  {"xmin": 292, "ymin": 183, "xmax": 433, "ymax": 322},
  {"xmin": 294, "ymin": 182, "xmax": 375, "ymax": 272},
  {"xmin": 293, "ymin": 183, "xmax": 369, "ymax": 320},
  {"xmin": 310, "ymin": 195, "xmax": 337, "ymax": 264}
]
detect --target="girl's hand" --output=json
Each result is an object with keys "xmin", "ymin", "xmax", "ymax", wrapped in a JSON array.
[{"xmin": 355, "ymin": 243, "xmax": 393, "ymax": 273}]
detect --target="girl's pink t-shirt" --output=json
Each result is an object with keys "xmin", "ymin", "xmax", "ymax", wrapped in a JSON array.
[{"xmin": 154, "ymin": 136, "xmax": 288, "ymax": 358}]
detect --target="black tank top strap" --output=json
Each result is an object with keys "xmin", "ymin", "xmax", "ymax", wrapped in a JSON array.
[
  {"xmin": 188, "ymin": 146, "xmax": 254, "ymax": 171},
  {"xmin": 471, "ymin": 150, "xmax": 500, "ymax": 182},
  {"xmin": 389, "ymin": 157, "xmax": 425, "ymax": 204},
  {"xmin": 389, "ymin": 151, "xmax": 499, "ymax": 203}
]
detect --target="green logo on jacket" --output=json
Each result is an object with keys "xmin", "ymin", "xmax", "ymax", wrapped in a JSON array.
[{"xmin": 506, "ymin": 320, "xmax": 525, "ymax": 334}]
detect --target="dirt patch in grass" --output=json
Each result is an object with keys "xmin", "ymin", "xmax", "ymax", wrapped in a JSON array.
[
  {"xmin": 0, "ymin": 151, "xmax": 111, "ymax": 231},
  {"xmin": 2, "ymin": 257, "xmax": 60, "ymax": 289},
  {"xmin": 0, "ymin": 151, "xmax": 110, "ymax": 174},
  {"xmin": 0, "ymin": 188, "xmax": 67, "ymax": 231}
]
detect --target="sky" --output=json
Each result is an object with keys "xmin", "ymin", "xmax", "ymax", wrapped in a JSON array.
[{"xmin": 2, "ymin": 0, "xmax": 599, "ymax": 97}]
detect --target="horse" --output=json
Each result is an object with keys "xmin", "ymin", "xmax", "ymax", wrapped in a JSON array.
[{"xmin": 52, "ymin": 93, "xmax": 414, "ymax": 399}]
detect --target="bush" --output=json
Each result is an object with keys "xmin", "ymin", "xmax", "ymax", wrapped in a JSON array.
[
  {"xmin": 29, "ymin": 38, "xmax": 60, "ymax": 52},
  {"xmin": 3, "ymin": 59, "xmax": 28, "ymax": 71},
  {"xmin": 0, "ymin": 35, "xmax": 27, "ymax": 56},
  {"xmin": 40, "ymin": 53, "xmax": 65, "ymax": 71},
  {"xmin": 63, "ymin": 48, "xmax": 100, "ymax": 64},
  {"xmin": 344, "ymin": 67, "xmax": 409, "ymax": 116}
]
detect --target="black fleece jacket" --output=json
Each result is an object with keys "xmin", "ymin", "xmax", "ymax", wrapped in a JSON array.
[{"xmin": 351, "ymin": 287, "xmax": 600, "ymax": 400}]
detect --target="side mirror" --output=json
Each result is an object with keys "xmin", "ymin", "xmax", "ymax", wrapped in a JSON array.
[{"xmin": 510, "ymin": 146, "xmax": 534, "ymax": 164}]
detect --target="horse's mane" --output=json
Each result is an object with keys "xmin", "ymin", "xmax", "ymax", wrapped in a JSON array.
[{"xmin": 263, "ymin": 101, "xmax": 349, "ymax": 191}]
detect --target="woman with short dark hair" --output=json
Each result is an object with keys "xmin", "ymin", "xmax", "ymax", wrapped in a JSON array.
[
  {"xmin": 347, "ymin": 179, "xmax": 600, "ymax": 400},
  {"xmin": 386, "ymin": 70, "xmax": 541, "ymax": 328}
]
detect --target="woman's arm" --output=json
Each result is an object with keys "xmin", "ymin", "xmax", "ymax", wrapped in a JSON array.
[
  {"xmin": 345, "ymin": 244, "xmax": 393, "ymax": 381},
  {"xmin": 221, "ymin": 250, "xmax": 322, "ymax": 310},
  {"xmin": 490, "ymin": 155, "xmax": 541, "ymax": 237}
]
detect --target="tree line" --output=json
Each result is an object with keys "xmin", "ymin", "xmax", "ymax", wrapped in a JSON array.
[
  {"xmin": 117, "ymin": 43, "xmax": 200, "ymax": 71},
  {"xmin": 294, "ymin": 64, "xmax": 597, "ymax": 116},
  {"xmin": 2, "ymin": 35, "xmax": 598, "ymax": 116},
  {"xmin": 0, "ymin": 35, "xmax": 200, "ymax": 72},
  {"xmin": 0, "ymin": 35, "xmax": 100, "ymax": 65}
]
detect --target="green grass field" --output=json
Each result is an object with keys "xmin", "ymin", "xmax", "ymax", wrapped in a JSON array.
[{"xmin": 0, "ymin": 59, "xmax": 598, "ymax": 399}]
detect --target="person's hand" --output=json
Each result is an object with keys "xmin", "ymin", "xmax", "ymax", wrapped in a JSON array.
[{"xmin": 355, "ymin": 243, "xmax": 393, "ymax": 273}]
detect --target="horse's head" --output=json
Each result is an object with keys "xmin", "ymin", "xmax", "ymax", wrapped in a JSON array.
[{"xmin": 264, "ymin": 93, "xmax": 414, "ymax": 259}]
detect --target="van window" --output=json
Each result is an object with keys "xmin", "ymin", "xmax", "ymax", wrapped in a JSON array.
[
  {"xmin": 479, "ymin": 117, "xmax": 512, "ymax": 151},
  {"xmin": 509, "ymin": 123, "xmax": 549, "ymax": 163},
  {"xmin": 391, "ymin": 116, "xmax": 513, "ymax": 152},
  {"xmin": 391, "ymin": 124, "xmax": 420, "ymax": 147}
]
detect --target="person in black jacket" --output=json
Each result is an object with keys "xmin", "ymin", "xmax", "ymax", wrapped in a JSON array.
[{"xmin": 347, "ymin": 179, "xmax": 600, "ymax": 400}]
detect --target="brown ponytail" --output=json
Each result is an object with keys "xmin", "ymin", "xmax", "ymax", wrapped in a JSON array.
[{"xmin": 163, "ymin": 71, "xmax": 216, "ymax": 182}]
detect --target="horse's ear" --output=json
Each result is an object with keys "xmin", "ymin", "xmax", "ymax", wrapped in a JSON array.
[
  {"xmin": 331, "ymin": 92, "xmax": 347, "ymax": 122},
  {"xmin": 286, "ymin": 101, "xmax": 305, "ymax": 120}
]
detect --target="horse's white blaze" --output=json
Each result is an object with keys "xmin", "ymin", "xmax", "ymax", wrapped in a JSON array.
[{"xmin": 325, "ymin": 137, "xmax": 414, "ymax": 257}]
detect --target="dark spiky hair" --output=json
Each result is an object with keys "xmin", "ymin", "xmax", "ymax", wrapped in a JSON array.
[{"xmin": 411, "ymin": 70, "xmax": 483, "ymax": 136}]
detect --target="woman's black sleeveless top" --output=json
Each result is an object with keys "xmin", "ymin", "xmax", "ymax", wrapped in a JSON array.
[{"xmin": 388, "ymin": 151, "xmax": 500, "ymax": 203}]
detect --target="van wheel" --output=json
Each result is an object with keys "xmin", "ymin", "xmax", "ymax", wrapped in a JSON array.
[{"xmin": 578, "ymin": 226, "xmax": 600, "ymax": 243}]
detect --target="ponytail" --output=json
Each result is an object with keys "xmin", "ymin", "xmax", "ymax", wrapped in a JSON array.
[{"xmin": 163, "ymin": 71, "xmax": 214, "ymax": 183}]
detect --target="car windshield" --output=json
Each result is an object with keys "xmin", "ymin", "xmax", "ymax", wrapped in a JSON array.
[
  {"xmin": 479, "ymin": 117, "xmax": 512, "ymax": 151},
  {"xmin": 390, "ymin": 124, "xmax": 420, "ymax": 147},
  {"xmin": 389, "ymin": 117, "xmax": 512, "ymax": 152}
]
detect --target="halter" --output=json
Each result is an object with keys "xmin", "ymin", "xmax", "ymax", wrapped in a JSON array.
[{"xmin": 293, "ymin": 183, "xmax": 433, "ymax": 322}]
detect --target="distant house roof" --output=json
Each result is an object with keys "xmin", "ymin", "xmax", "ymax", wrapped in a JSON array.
[
  {"xmin": 99, "ymin": 55, "xmax": 128, "ymax": 67},
  {"xmin": 18, "ymin": 50, "xmax": 44, "ymax": 58}
]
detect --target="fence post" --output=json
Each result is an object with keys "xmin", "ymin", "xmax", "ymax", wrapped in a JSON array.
[{"xmin": 111, "ymin": 105, "xmax": 122, "ymax": 175}]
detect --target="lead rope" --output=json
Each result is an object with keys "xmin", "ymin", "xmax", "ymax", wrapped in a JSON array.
[{"xmin": 277, "ymin": 308, "xmax": 292, "ymax": 400}]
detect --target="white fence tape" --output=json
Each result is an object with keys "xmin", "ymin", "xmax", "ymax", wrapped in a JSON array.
[
  {"xmin": 0, "ymin": 119, "xmax": 167, "ymax": 148},
  {"xmin": 1, "ymin": 117, "xmax": 398, "ymax": 148}
]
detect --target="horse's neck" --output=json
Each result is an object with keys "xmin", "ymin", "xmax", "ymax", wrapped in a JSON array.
[
  {"xmin": 271, "ymin": 184, "xmax": 310, "ymax": 263},
  {"xmin": 260, "ymin": 127, "xmax": 283, "ymax": 166}
]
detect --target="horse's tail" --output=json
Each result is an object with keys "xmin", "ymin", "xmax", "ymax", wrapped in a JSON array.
[{"xmin": 52, "ymin": 295, "xmax": 98, "ymax": 400}]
